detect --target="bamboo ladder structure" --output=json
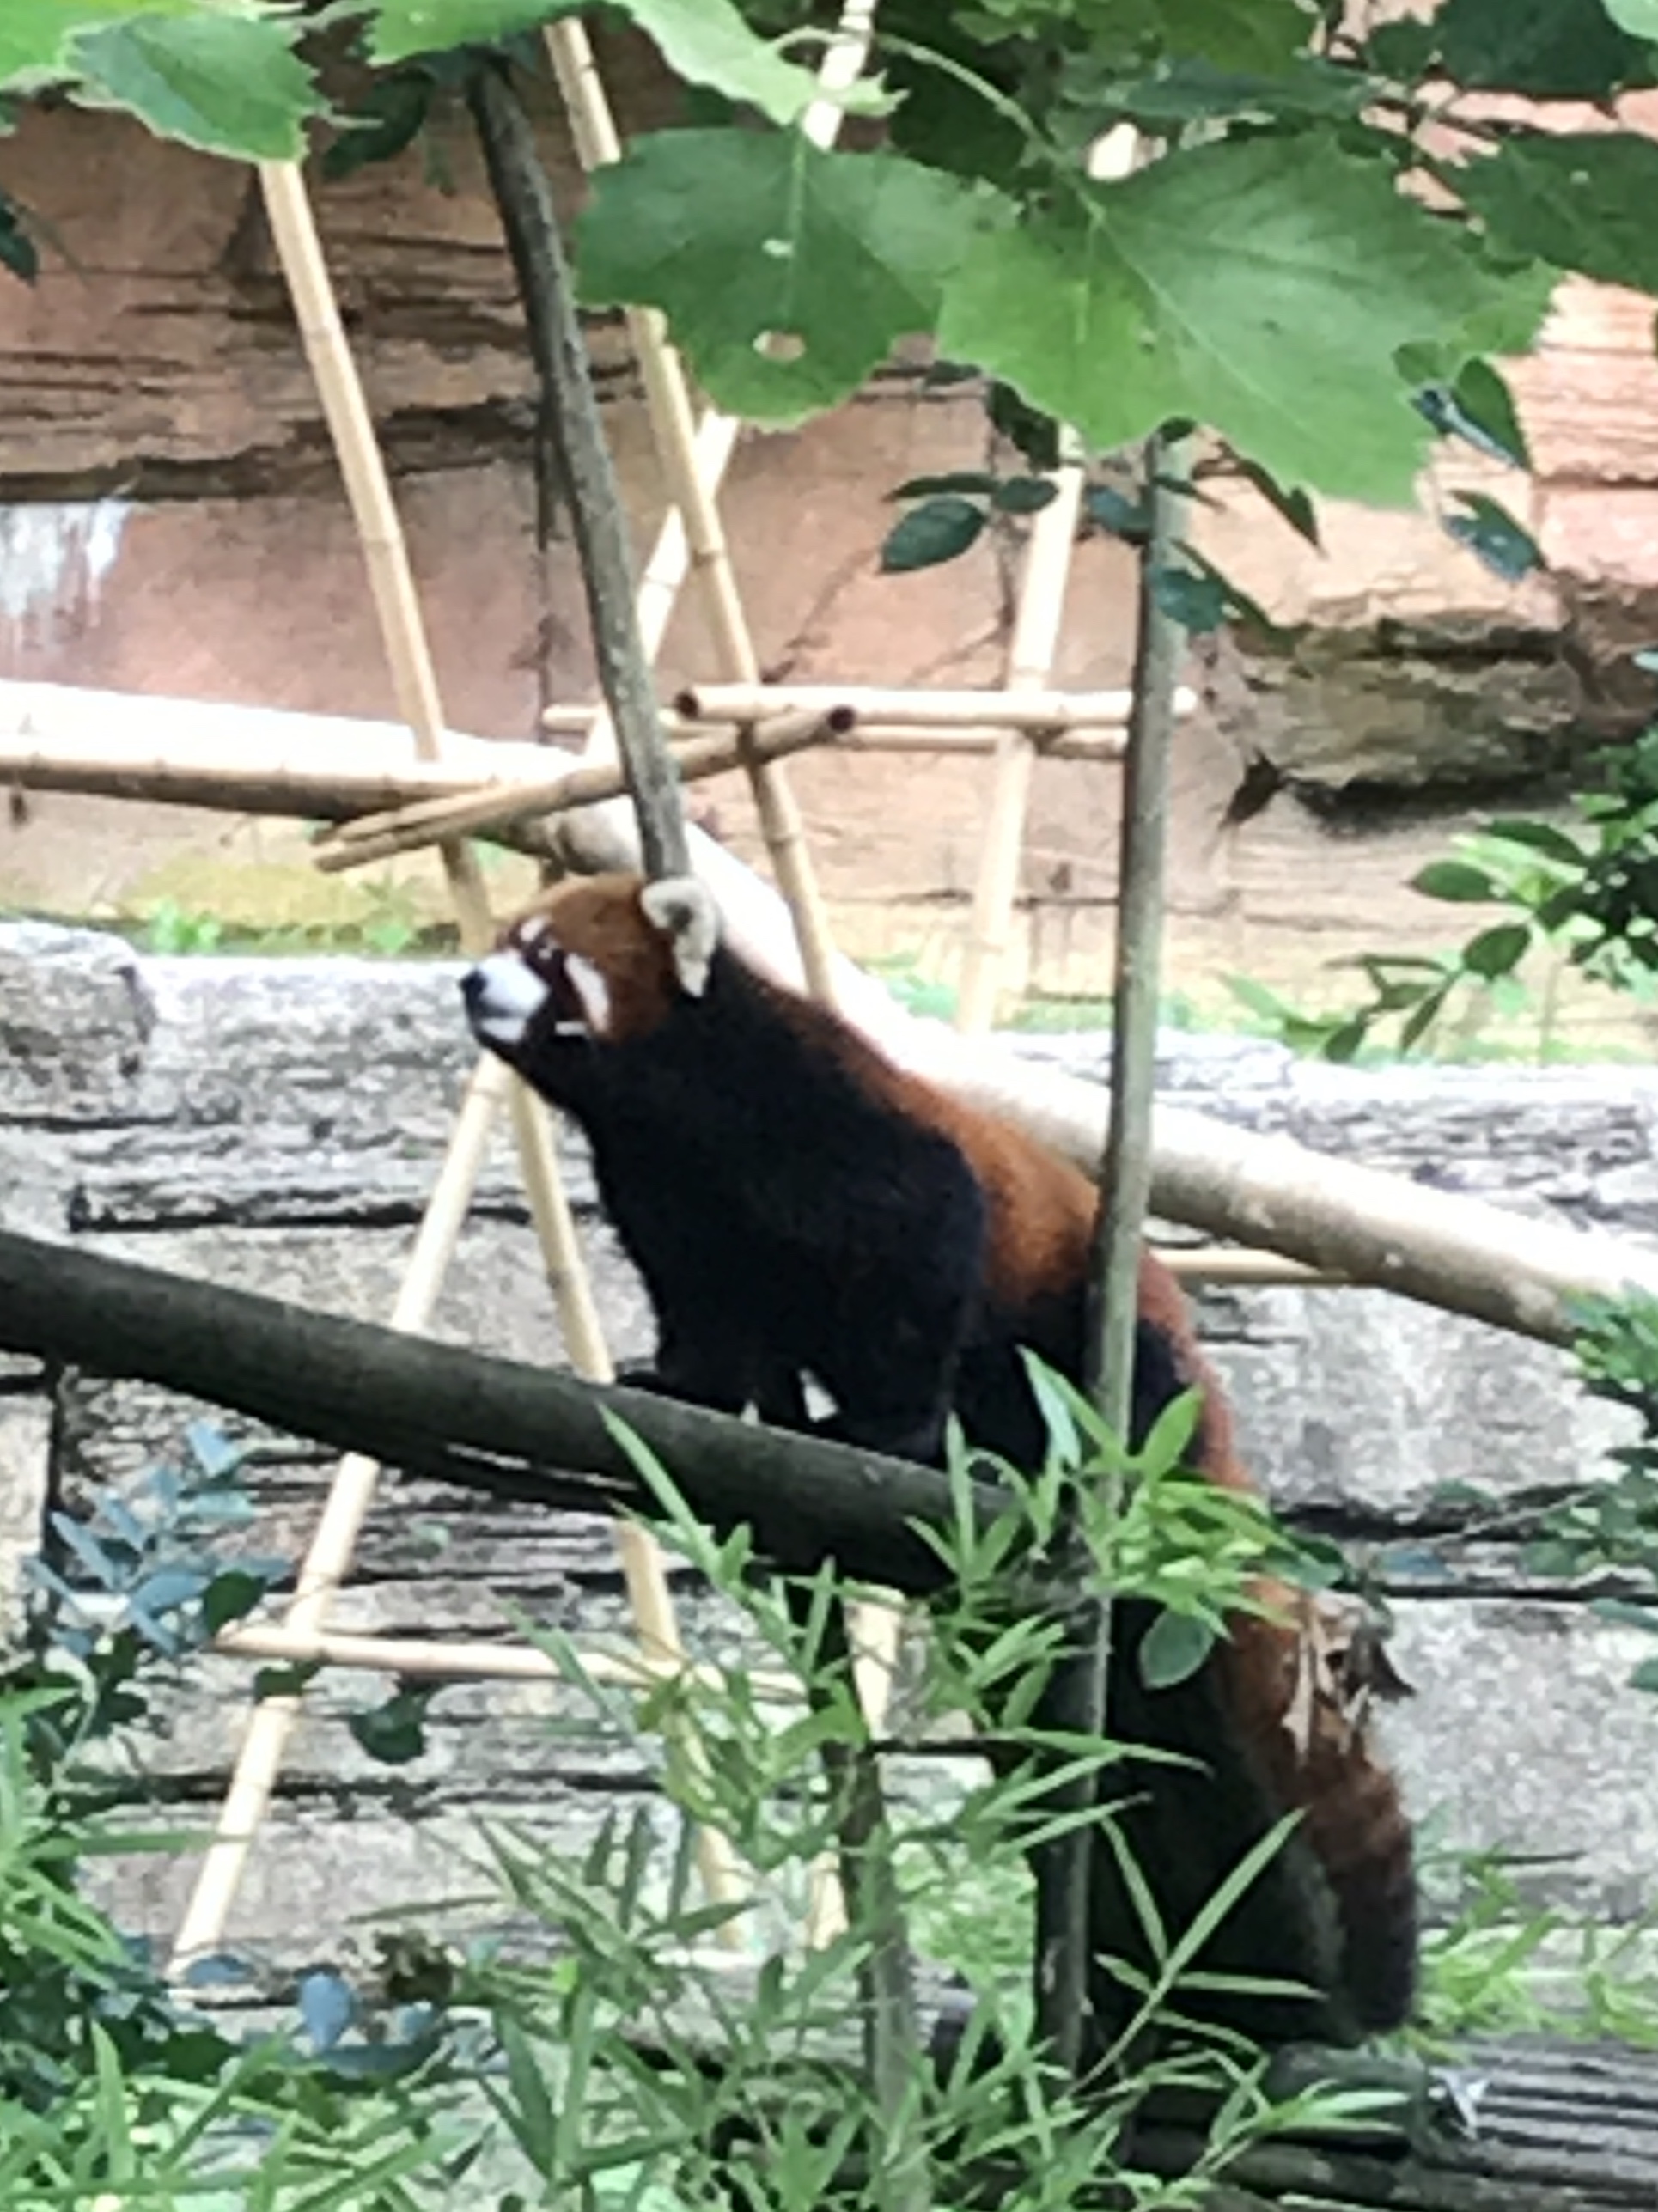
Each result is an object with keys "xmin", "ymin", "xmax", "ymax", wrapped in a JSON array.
[
  {"xmin": 168, "ymin": 3, "xmax": 885, "ymax": 1975},
  {"xmin": 151, "ymin": 21, "xmax": 1211, "ymax": 1972}
]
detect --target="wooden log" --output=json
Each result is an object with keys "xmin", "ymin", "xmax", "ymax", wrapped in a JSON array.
[
  {"xmin": 9, "ymin": 682, "xmax": 1654, "ymax": 1343},
  {"xmin": 553, "ymin": 798, "xmax": 1658, "ymax": 1345}
]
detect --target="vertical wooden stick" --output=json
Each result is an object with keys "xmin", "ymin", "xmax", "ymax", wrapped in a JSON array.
[
  {"xmin": 1033, "ymin": 431, "xmax": 1191, "ymax": 2076},
  {"xmin": 953, "ymin": 464, "xmax": 1088, "ymax": 1036},
  {"xmin": 170, "ymin": 160, "xmax": 741, "ymax": 1971},
  {"xmin": 171, "ymin": 1051, "xmax": 509, "ymax": 1964},
  {"xmin": 954, "ymin": 129, "xmax": 1139, "ymax": 1040}
]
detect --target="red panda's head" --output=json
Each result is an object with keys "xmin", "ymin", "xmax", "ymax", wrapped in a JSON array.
[{"xmin": 460, "ymin": 871, "xmax": 720, "ymax": 1072}]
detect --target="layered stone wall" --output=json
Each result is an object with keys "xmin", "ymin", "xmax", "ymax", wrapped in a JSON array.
[
  {"xmin": 4, "ymin": 57, "xmax": 1658, "ymax": 1041},
  {"xmin": 3, "ymin": 923, "xmax": 1657, "ymax": 1965}
]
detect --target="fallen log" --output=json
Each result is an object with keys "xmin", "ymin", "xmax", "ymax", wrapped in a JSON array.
[
  {"xmin": 7, "ymin": 682, "xmax": 1655, "ymax": 1344},
  {"xmin": 554, "ymin": 795, "xmax": 1658, "ymax": 1347}
]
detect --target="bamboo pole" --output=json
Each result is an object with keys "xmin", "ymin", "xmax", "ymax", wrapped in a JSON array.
[
  {"xmin": 673, "ymin": 684, "xmax": 1170, "ymax": 732},
  {"xmin": 954, "ymin": 125, "xmax": 1146, "ymax": 1040},
  {"xmin": 313, "ymin": 709, "xmax": 850, "ymax": 872},
  {"xmin": 555, "ymin": 710, "xmax": 1137, "ymax": 757},
  {"xmin": 170, "ymin": 1050, "xmax": 507, "ymax": 1967},
  {"xmin": 954, "ymin": 464, "xmax": 1088, "ymax": 1035},
  {"xmin": 170, "ymin": 162, "xmax": 741, "ymax": 1972},
  {"xmin": 0, "ymin": 710, "xmax": 1129, "ymax": 819},
  {"xmin": 213, "ymin": 1622, "xmax": 801, "ymax": 1704}
]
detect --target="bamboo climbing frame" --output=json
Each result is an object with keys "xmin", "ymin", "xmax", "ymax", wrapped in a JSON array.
[
  {"xmin": 167, "ymin": 1, "xmax": 888, "ymax": 1975},
  {"xmin": 22, "ymin": 13, "xmax": 1218, "ymax": 1975}
]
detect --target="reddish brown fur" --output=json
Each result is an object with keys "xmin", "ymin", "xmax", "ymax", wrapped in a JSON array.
[
  {"xmin": 503, "ymin": 874, "xmax": 1416, "ymax": 2018},
  {"xmin": 511, "ymin": 874, "xmax": 687, "ymax": 1043}
]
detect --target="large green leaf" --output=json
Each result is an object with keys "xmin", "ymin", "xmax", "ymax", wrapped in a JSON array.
[
  {"xmin": 365, "ymin": 0, "xmax": 558, "ymax": 62},
  {"xmin": 367, "ymin": 0, "xmax": 876, "ymax": 127},
  {"xmin": 1605, "ymin": 0, "xmax": 1658, "ymax": 32},
  {"xmin": 1434, "ymin": 0, "xmax": 1655, "ymax": 97},
  {"xmin": 70, "ymin": 12, "xmax": 324, "ymax": 158},
  {"xmin": 0, "ymin": 0, "xmax": 246, "ymax": 92},
  {"xmin": 937, "ymin": 135, "xmax": 1543, "ymax": 504},
  {"xmin": 1456, "ymin": 132, "xmax": 1658, "ymax": 296},
  {"xmin": 576, "ymin": 129, "xmax": 1002, "ymax": 423},
  {"xmin": 970, "ymin": 0, "xmax": 1312, "ymax": 72}
]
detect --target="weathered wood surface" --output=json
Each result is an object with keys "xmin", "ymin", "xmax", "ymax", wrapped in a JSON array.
[
  {"xmin": 616, "ymin": 2008, "xmax": 1658, "ymax": 2209},
  {"xmin": 3, "ymin": 924, "xmax": 1657, "ymax": 1965},
  {"xmin": 1150, "ymin": 2036, "xmax": 1658, "ymax": 2209}
]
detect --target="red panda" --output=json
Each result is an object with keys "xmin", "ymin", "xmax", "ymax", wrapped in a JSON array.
[{"xmin": 462, "ymin": 870, "xmax": 1417, "ymax": 2041}]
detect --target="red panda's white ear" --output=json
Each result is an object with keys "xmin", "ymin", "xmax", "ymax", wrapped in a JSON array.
[{"xmin": 639, "ymin": 874, "xmax": 719, "ymax": 998}]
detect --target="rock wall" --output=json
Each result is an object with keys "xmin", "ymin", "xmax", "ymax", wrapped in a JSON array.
[
  {"xmin": 3, "ymin": 923, "xmax": 1657, "ymax": 1968},
  {"xmin": 4, "ymin": 63, "xmax": 1658, "ymax": 1045}
]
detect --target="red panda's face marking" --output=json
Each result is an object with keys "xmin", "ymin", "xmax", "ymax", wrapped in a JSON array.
[{"xmin": 460, "ymin": 871, "xmax": 720, "ymax": 1066}]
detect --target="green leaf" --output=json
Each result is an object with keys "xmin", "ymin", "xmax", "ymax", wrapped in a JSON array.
[
  {"xmin": 321, "ymin": 69, "xmax": 437, "ymax": 183},
  {"xmin": 987, "ymin": 379, "xmax": 1062, "ymax": 471},
  {"xmin": 1138, "ymin": 1607, "xmax": 1216, "ymax": 1691},
  {"xmin": 1444, "ymin": 491, "xmax": 1544, "ymax": 583},
  {"xmin": 0, "ymin": 191, "xmax": 36, "ymax": 281},
  {"xmin": 1416, "ymin": 361, "xmax": 1530, "ymax": 469},
  {"xmin": 938, "ymin": 135, "xmax": 1530, "ymax": 504},
  {"xmin": 202, "ymin": 1568, "xmax": 271, "ymax": 1634},
  {"xmin": 70, "ymin": 15, "xmax": 325, "ymax": 161},
  {"xmin": 0, "ymin": 0, "xmax": 208, "ymax": 90},
  {"xmin": 1109, "ymin": 56, "xmax": 1369, "ymax": 129},
  {"xmin": 991, "ymin": 474, "xmax": 1059, "ymax": 515},
  {"xmin": 349, "ymin": 1687, "xmax": 433, "ymax": 1765},
  {"xmin": 369, "ymin": 0, "xmax": 875, "ymax": 129},
  {"xmin": 881, "ymin": 494, "xmax": 987, "ymax": 572},
  {"xmin": 1484, "ymin": 817, "xmax": 1587, "ymax": 867},
  {"xmin": 1149, "ymin": 559, "xmax": 1228, "ymax": 633},
  {"xmin": 366, "ymin": 0, "xmax": 578, "ymax": 60},
  {"xmin": 298, "ymin": 1966, "xmax": 357, "ymax": 2054},
  {"xmin": 1460, "ymin": 922, "xmax": 1533, "ymax": 980},
  {"xmin": 1457, "ymin": 134, "xmax": 1658, "ymax": 295},
  {"xmin": 1412, "ymin": 858, "xmax": 1498, "ymax": 902},
  {"xmin": 577, "ymin": 129, "xmax": 1000, "ymax": 424},
  {"xmin": 1436, "ymin": 0, "xmax": 1655, "ymax": 98},
  {"xmin": 1084, "ymin": 483, "xmax": 1149, "ymax": 539},
  {"xmin": 890, "ymin": 471, "xmax": 997, "ymax": 499},
  {"xmin": 1236, "ymin": 457, "xmax": 1320, "ymax": 547},
  {"xmin": 1084, "ymin": 0, "xmax": 1315, "ymax": 73},
  {"xmin": 1630, "ymin": 1656, "xmax": 1658, "ymax": 1694},
  {"xmin": 1606, "ymin": 0, "xmax": 1658, "ymax": 31},
  {"xmin": 1449, "ymin": 358, "xmax": 1529, "ymax": 469},
  {"xmin": 1398, "ymin": 991, "xmax": 1448, "ymax": 1051}
]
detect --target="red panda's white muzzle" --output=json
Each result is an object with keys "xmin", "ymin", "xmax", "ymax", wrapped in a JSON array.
[{"xmin": 461, "ymin": 944, "xmax": 612, "ymax": 1051}]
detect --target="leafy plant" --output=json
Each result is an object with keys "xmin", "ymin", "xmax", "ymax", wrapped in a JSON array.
[
  {"xmin": 0, "ymin": 1422, "xmax": 477, "ymax": 2203},
  {"xmin": 1228, "ymin": 728, "xmax": 1658, "ymax": 1063},
  {"xmin": 356, "ymin": 1388, "xmax": 1407, "ymax": 2207}
]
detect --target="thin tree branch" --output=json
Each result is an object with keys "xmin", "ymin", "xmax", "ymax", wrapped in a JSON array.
[
  {"xmin": 1034, "ymin": 432, "xmax": 1192, "ymax": 2076},
  {"xmin": 466, "ymin": 57, "xmax": 688, "ymax": 881}
]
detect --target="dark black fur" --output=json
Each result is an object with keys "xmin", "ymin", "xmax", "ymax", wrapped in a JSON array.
[{"xmin": 475, "ymin": 946, "xmax": 1193, "ymax": 1474}]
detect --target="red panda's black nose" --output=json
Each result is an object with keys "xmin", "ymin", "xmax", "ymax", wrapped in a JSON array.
[{"xmin": 460, "ymin": 967, "xmax": 487, "ymax": 1011}]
